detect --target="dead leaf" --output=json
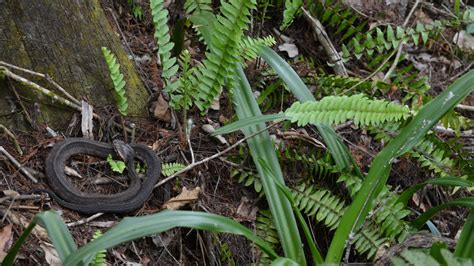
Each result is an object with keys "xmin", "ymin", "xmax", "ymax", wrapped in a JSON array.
[
  {"xmin": 153, "ymin": 94, "xmax": 171, "ymax": 122},
  {"xmin": 0, "ymin": 224, "xmax": 13, "ymax": 261},
  {"xmin": 162, "ymin": 187, "xmax": 201, "ymax": 210},
  {"xmin": 235, "ymin": 197, "xmax": 258, "ymax": 222},
  {"xmin": 278, "ymin": 43, "xmax": 299, "ymax": 58},
  {"xmin": 41, "ymin": 243, "xmax": 61, "ymax": 266}
]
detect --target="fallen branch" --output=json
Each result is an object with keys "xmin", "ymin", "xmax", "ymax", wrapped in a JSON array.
[
  {"xmin": 302, "ymin": 8, "xmax": 348, "ymax": 76},
  {"xmin": 0, "ymin": 124, "xmax": 23, "ymax": 156},
  {"xmin": 0, "ymin": 146, "xmax": 38, "ymax": 183}
]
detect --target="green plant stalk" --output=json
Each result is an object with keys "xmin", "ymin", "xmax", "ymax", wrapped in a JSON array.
[
  {"xmin": 259, "ymin": 159, "xmax": 324, "ymax": 265},
  {"xmin": 325, "ymin": 70, "xmax": 474, "ymax": 263},
  {"xmin": 231, "ymin": 64, "xmax": 306, "ymax": 264},
  {"xmin": 455, "ymin": 209, "xmax": 474, "ymax": 260}
]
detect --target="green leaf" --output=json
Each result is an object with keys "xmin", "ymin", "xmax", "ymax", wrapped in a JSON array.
[
  {"xmin": 4, "ymin": 211, "xmax": 77, "ymax": 264},
  {"xmin": 213, "ymin": 113, "xmax": 287, "ymax": 135},
  {"xmin": 326, "ymin": 70, "xmax": 474, "ymax": 263},
  {"xmin": 271, "ymin": 257, "xmax": 300, "ymax": 266},
  {"xmin": 455, "ymin": 210, "xmax": 474, "ymax": 260},
  {"xmin": 231, "ymin": 64, "xmax": 306, "ymax": 264},
  {"xmin": 106, "ymin": 154, "xmax": 126, "ymax": 173},
  {"xmin": 398, "ymin": 176, "xmax": 473, "ymax": 206},
  {"xmin": 411, "ymin": 198, "xmax": 474, "ymax": 230},
  {"xmin": 64, "ymin": 210, "xmax": 277, "ymax": 265}
]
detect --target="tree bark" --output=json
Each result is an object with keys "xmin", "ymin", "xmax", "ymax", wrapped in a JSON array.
[{"xmin": 0, "ymin": 0, "xmax": 149, "ymax": 130}]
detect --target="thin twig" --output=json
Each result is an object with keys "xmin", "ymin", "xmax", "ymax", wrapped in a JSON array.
[
  {"xmin": 154, "ymin": 123, "xmax": 279, "ymax": 188},
  {"xmin": 456, "ymin": 104, "xmax": 474, "ymax": 112},
  {"xmin": 66, "ymin": 213, "xmax": 104, "ymax": 227},
  {"xmin": 383, "ymin": 0, "xmax": 422, "ymax": 81},
  {"xmin": 0, "ymin": 60, "xmax": 81, "ymax": 106},
  {"xmin": 302, "ymin": 8, "xmax": 348, "ymax": 76},
  {"xmin": 0, "ymin": 146, "xmax": 38, "ymax": 183},
  {"xmin": 0, "ymin": 124, "xmax": 23, "ymax": 156}
]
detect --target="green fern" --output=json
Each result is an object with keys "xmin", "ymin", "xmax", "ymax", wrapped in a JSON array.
[
  {"xmin": 230, "ymin": 168, "xmax": 263, "ymax": 194},
  {"xmin": 101, "ymin": 47, "xmax": 128, "ymax": 116},
  {"xmin": 285, "ymin": 94, "xmax": 410, "ymax": 127},
  {"xmin": 166, "ymin": 49, "xmax": 194, "ymax": 110},
  {"xmin": 162, "ymin": 162, "xmax": 186, "ymax": 177},
  {"xmin": 240, "ymin": 36, "xmax": 276, "ymax": 62},
  {"xmin": 184, "ymin": 0, "xmax": 213, "ymax": 14},
  {"xmin": 150, "ymin": 0, "xmax": 180, "ymax": 87},
  {"xmin": 312, "ymin": 74, "xmax": 390, "ymax": 98},
  {"xmin": 371, "ymin": 125, "xmax": 457, "ymax": 177},
  {"xmin": 90, "ymin": 230, "xmax": 106, "ymax": 266},
  {"xmin": 280, "ymin": 0, "xmax": 302, "ymax": 30},
  {"xmin": 352, "ymin": 227, "xmax": 388, "ymax": 259},
  {"xmin": 293, "ymin": 184, "xmax": 345, "ymax": 230},
  {"xmin": 292, "ymin": 183, "xmax": 388, "ymax": 259},
  {"xmin": 188, "ymin": 0, "xmax": 257, "ymax": 111},
  {"xmin": 255, "ymin": 210, "xmax": 280, "ymax": 265},
  {"xmin": 342, "ymin": 22, "xmax": 444, "ymax": 61},
  {"xmin": 308, "ymin": 0, "xmax": 366, "ymax": 42}
]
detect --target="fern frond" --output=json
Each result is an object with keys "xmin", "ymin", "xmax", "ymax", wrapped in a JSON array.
[
  {"xmin": 372, "ymin": 189, "xmax": 411, "ymax": 241},
  {"xmin": 230, "ymin": 168, "xmax": 263, "ymax": 194},
  {"xmin": 280, "ymin": 0, "xmax": 302, "ymax": 30},
  {"xmin": 162, "ymin": 162, "xmax": 186, "ymax": 177},
  {"xmin": 240, "ymin": 36, "xmax": 276, "ymax": 61},
  {"xmin": 184, "ymin": 0, "xmax": 212, "ymax": 14},
  {"xmin": 343, "ymin": 22, "xmax": 444, "ymax": 61},
  {"xmin": 166, "ymin": 49, "xmax": 194, "ymax": 110},
  {"xmin": 285, "ymin": 94, "xmax": 410, "ymax": 127},
  {"xmin": 102, "ymin": 47, "xmax": 128, "ymax": 116},
  {"xmin": 90, "ymin": 230, "xmax": 106, "ymax": 266},
  {"xmin": 150, "ymin": 0, "xmax": 179, "ymax": 84},
  {"xmin": 190, "ymin": 0, "xmax": 257, "ymax": 111},
  {"xmin": 255, "ymin": 210, "xmax": 280, "ymax": 265},
  {"xmin": 411, "ymin": 139, "xmax": 456, "ymax": 176},
  {"xmin": 353, "ymin": 227, "xmax": 387, "ymax": 259},
  {"xmin": 292, "ymin": 184, "xmax": 346, "ymax": 230},
  {"xmin": 308, "ymin": 0, "xmax": 366, "ymax": 42}
]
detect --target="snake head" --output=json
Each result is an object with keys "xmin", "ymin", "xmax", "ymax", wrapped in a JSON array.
[{"xmin": 112, "ymin": 140, "xmax": 135, "ymax": 162}]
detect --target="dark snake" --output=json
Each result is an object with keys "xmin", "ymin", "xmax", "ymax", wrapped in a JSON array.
[{"xmin": 36, "ymin": 138, "xmax": 161, "ymax": 214}]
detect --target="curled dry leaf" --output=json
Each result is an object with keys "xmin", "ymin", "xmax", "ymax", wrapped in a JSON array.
[
  {"xmin": 162, "ymin": 187, "xmax": 201, "ymax": 210},
  {"xmin": 153, "ymin": 94, "xmax": 172, "ymax": 122},
  {"xmin": 0, "ymin": 224, "xmax": 13, "ymax": 261},
  {"xmin": 278, "ymin": 43, "xmax": 299, "ymax": 58}
]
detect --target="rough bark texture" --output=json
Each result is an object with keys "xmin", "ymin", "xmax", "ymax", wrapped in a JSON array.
[{"xmin": 0, "ymin": 0, "xmax": 149, "ymax": 130}]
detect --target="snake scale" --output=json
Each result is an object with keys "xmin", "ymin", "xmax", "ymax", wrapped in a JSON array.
[{"xmin": 39, "ymin": 138, "xmax": 161, "ymax": 214}]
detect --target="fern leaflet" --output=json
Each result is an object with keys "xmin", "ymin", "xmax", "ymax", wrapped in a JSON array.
[
  {"xmin": 162, "ymin": 162, "xmax": 186, "ymax": 177},
  {"xmin": 285, "ymin": 94, "xmax": 410, "ymax": 127},
  {"xmin": 102, "ymin": 47, "xmax": 128, "ymax": 116}
]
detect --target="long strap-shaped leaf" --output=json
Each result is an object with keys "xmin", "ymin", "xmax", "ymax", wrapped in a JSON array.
[
  {"xmin": 455, "ymin": 210, "xmax": 474, "ymax": 260},
  {"xmin": 410, "ymin": 198, "xmax": 474, "ymax": 230},
  {"xmin": 3, "ymin": 211, "xmax": 77, "ymax": 265},
  {"xmin": 231, "ymin": 64, "xmax": 306, "ymax": 264},
  {"xmin": 62, "ymin": 210, "xmax": 277, "ymax": 265},
  {"xmin": 326, "ymin": 70, "xmax": 474, "ymax": 263}
]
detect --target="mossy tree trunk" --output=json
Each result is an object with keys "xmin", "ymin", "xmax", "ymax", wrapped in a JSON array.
[{"xmin": 0, "ymin": 0, "xmax": 149, "ymax": 130}]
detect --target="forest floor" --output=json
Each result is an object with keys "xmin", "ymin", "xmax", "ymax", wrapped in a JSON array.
[{"xmin": 0, "ymin": 0, "xmax": 473, "ymax": 265}]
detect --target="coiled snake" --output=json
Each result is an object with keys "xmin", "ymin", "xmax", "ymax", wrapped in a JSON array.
[{"xmin": 37, "ymin": 138, "xmax": 161, "ymax": 214}]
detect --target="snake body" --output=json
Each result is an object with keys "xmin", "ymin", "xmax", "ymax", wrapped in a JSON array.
[{"xmin": 41, "ymin": 138, "xmax": 161, "ymax": 214}]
